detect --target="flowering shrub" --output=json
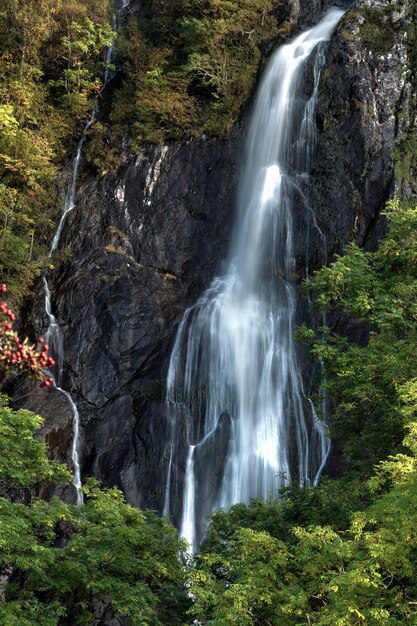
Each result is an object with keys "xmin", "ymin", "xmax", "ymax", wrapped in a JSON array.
[{"xmin": 0, "ymin": 283, "xmax": 55, "ymax": 388}]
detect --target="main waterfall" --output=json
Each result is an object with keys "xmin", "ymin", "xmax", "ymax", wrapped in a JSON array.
[{"xmin": 165, "ymin": 8, "xmax": 344, "ymax": 551}]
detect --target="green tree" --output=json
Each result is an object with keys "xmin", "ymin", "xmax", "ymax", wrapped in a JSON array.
[
  {"xmin": 0, "ymin": 396, "xmax": 189, "ymax": 624},
  {"xmin": 298, "ymin": 200, "xmax": 417, "ymax": 472},
  {"xmin": 50, "ymin": 17, "xmax": 113, "ymax": 111},
  {"xmin": 191, "ymin": 428, "xmax": 417, "ymax": 625}
]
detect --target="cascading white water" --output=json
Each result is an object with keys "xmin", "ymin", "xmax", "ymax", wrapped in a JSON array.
[
  {"xmin": 42, "ymin": 14, "xmax": 120, "ymax": 506},
  {"xmin": 43, "ymin": 133, "xmax": 87, "ymax": 505},
  {"xmin": 165, "ymin": 8, "xmax": 344, "ymax": 552}
]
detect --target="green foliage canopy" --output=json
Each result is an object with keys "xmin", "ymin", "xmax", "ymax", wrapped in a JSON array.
[
  {"xmin": 0, "ymin": 396, "xmax": 189, "ymax": 625},
  {"xmin": 191, "ymin": 432, "xmax": 417, "ymax": 625},
  {"xmin": 300, "ymin": 200, "xmax": 417, "ymax": 471}
]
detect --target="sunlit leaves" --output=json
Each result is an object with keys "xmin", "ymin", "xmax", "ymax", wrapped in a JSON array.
[
  {"xmin": 53, "ymin": 17, "xmax": 113, "ymax": 97},
  {"xmin": 192, "ymin": 471, "xmax": 417, "ymax": 624}
]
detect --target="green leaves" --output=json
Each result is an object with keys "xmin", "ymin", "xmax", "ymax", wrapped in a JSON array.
[
  {"xmin": 192, "ymin": 472, "xmax": 417, "ymax": 625},
  {"xmin": 0, "ymin": 399, "xmax": 189, "ymax": 625},
  {"xmin": 56, "ymin": 17, "xmax": 114, "ymax": 97},
  {"xmin": 0, "ymin": 395, "xmax": 70, "ymax": 494},
  {"xmin": 306, "ymin": 242, "xmax": 377, "ymax": 320},
  {"xmin": 304, "ymin": 201, "xmax": 417, "ymax": 472}
]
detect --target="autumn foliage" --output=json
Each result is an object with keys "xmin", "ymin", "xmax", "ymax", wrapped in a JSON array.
[{"xmin": 0, "ymin": 283, "xmax": 54, "ymax": 387}]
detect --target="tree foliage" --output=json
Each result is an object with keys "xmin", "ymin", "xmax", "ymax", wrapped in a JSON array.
[
  {"xmin": 191, "ymin": 430, "xmax": 417, "ymax": 625},
  {"xmin": 111, "ymin": 0, "xmax": 289, "ymax": 144},
  {"xmin": 300, "ymin": 200, "xmax": 417, "ymax": 472},
  {"xmin": 0, "ymin": 397, "xmax": 189, "ymax": 625},
  {"xmin": 0, "ymin": 0, "xmax": 111, "ymax": 301}
]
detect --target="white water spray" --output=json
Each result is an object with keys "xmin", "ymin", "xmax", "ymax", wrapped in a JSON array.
[{"xmin": 165, "ymin": 8, "xmax": 344, "ymax": 552}]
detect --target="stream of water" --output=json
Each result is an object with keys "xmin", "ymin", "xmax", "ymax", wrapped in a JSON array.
[{"xmin": 165, "ymin": 7, "xmax": 344, "ymax": 552}]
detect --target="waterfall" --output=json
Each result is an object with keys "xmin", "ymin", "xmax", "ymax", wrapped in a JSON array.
[
  {"xmin": 165, "ymin": 8, "xmax": 344, "ymax": 552},
  {"xmin": 43, "ymin": 129, "xmax": 88, "ymax": 505},
  {"xmin": 42, "ymin": 11, "xmax": 120, "ymax": 506}
]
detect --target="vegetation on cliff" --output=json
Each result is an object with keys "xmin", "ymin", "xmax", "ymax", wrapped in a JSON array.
[
  {"xmin": 0, "ymin": 0, "xmax": 290, "ymax": 302},
  {"xmin": 109, "ymin": 0, "xmax": 288, "ymax": 145},
  {"xmin": 0, "ymin": 0, "xmax": 112, "ymax": 302}
]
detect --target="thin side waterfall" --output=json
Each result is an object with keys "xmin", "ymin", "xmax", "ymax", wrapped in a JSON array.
[
  {"xmin": 42, "ymin": 14, "xmax": 119, "ymax": 506},
  {"xmin": 165, "ymin": 8, "xmax": 344, "ymax": 552},
  {"xmin": 104, "ymin": 13, "xmax": 118, "ymax": 84},
  {"xmin": 43, "ymin": 131, "xmax": 87, "ymax": 505}
]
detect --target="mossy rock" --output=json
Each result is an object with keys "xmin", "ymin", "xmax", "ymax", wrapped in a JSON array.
[{"xmin": 341, "ymin": 4, "xmax": 399, "ymax": 55}]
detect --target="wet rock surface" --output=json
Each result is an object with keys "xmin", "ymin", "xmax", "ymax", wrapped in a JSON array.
[
  {"xmin": 14, "ymin": 132, "xmax": 242, "ymax": 509},
  {"xmin": 8, "ymin": 0, "xmax": 417, "ymax": 516}
]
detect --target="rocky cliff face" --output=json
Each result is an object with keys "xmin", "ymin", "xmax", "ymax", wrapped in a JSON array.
[
  {"xmin": 8, "ymin": 0, "xmax": 417, "ymax": 518},
  {"xmin": 313, "ymin": 0, "xmax": 416, "ymax": 257}
]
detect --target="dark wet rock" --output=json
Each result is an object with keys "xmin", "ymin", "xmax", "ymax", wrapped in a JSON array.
[
  {"xmin": 11, "ymin": 131, "xmax": 242, "ymax": 511},
  {"xmin": 311, "ymin": 0, "xmax": 416, "ymax": 256}
]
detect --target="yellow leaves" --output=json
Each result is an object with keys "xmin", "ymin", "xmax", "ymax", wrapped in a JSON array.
[
  {"xmin": 194, "ymin": 445, "xmax": 417, "ymax": 624},
  {"xmin": 293, "ymin": 524, "xmax": 341, "ymax": 546},
  {"xmin": 369, "ymin": 607, "xmax": 390, "ymax": 620},
  {"xmin": 0, "ymin": 129, "xmax": 55, "ymax": 190},
  {"xmin": 0, "ymin": 105, "xmax": 19, "ymax": 137},
  {"xmin": 369, "ymin": 453, "xmax": 417, "ymax": 492}
]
